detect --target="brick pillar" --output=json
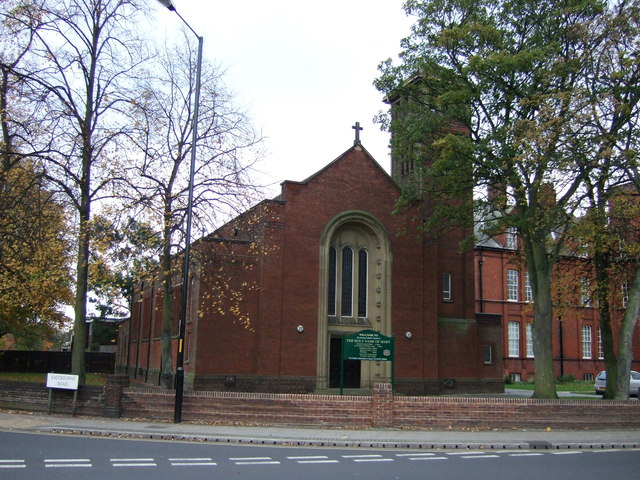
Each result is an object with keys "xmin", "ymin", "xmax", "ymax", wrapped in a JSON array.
[
  {"xmin": 103, "ymin": 374, "xmax": 129, "ymax": 418},
  {"xmin": 372, "ymin": 383, "xmax": 393, "ymax": 428}
]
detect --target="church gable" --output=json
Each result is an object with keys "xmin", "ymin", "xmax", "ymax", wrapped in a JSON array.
[{"xmin": 278, "ymin": 145, "xmax": 399, "ymax": 206}]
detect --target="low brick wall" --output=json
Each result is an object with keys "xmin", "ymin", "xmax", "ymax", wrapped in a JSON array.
[
  {"xmin": 2, "ymin": 378, "xmax": 640, "ymax": 430},
  {"xmin": 392, "ymin": 395, "xmax": 640, "ymax": 430},
  {"xmin": 122, "ymin": 389, "xmax": 374, "ymax": 427},
  {"xmin": 0, "ymin": 380, "xmax": 104, "ymax": 416},
  {"xmin": 120, "ymin": 388, "xmax": 640, "ymax": 430}
]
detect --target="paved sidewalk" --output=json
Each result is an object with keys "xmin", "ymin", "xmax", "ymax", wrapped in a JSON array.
[{"xmin": 1, "ymin": 410, "xmax": 639, "ymax": 450}]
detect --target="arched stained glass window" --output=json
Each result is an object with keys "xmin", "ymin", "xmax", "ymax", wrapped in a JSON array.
[
  {"xmin": 341, "ymin": 246, "xmax": 353, "ymax": 317},
  {"xmin": 357, "ymin": 249, "xmax": 368, "ymax": 318},
  {"xmin": 327, "ymin": 246, "xmax": 337, "ymax": 316}
]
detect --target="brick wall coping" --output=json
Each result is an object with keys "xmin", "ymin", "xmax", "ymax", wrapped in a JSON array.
[
  {"xmin": 125, "ymin": 388, "xmax": 372, "ymax": 402},
  {"xmin": 398, "ymin": 395, "xmax": 638, "ymax": 406},
  {"xmin": 126, "ymin": 387, "xmax": 639, "ymax": 406}
]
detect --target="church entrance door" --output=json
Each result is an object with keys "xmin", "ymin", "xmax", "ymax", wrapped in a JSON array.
[{"xmin": 329, "ymin": 336, "xmax": 360, "ymax": 388}]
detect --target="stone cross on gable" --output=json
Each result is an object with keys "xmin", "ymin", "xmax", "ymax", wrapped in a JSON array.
[{"xmin": 352, "ymin": 122, "xmax": 363, "ymax": 146}]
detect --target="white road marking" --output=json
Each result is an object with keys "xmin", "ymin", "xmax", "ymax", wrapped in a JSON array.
[
  {"xmin": 287, "ymin": 455, "xmax": 339, "ymax": 464},
  {"xmin": 355, "ymin": 458, "xmax": 394, "ymax": 462},
  {"xmin": 229, "ymin": 457, "xmax": 273, "ymax": 461},
  {"xmin": 409, "ymin": 456, "xmax": 448, "ymax": 461},
  {"xmin": 395, "ymin": 453, "xmax": 442, "ymax": 460},
  {"xmin": 395, "ymin": 453, "xmax": 437, "ymax": 457},
  {"xmin": 446, "ymin": 452, "xmax": 487, "ymax": 456},
  {"xmin": 110, "ymin": 458, "xmax": 157, "ymax": 467},
  {"xmin": 342, "ymin": 454, "xmax": 384, "ymax": 458},
  {"xmin": 45, "ymin": 459, "xmax": 91, "ymax": 462},
  {"xmin": 0, "ymin": 459, "xmax": 25, "ymax": 469},
  {"xmin": 230, "ymin": 456, "xmax": 280, "ymax": 465},
  {"xmin": 296, "ymin": 459, "xmax": 340, "ymax": 464},
  {"xmin": 45, "ymin": 459, "xmax": 92, "ymax": 468},
  {"xmin": 169, "ymin": 457, "xmax": 217, "ymax": 466},
  {"xmin": 460, "ymin": 455, "xmax": 500, "ymax": 459},
  {"xmin": 110, "ymin": 458, "xmax": 155, "ymax": 461},
  {"xmin": 287, "ymin": 456, "xmax": 330, "ymax": 460},
  {"xmin": 169, "ymin": 457, "xmax": 214, "ymax": 461}
]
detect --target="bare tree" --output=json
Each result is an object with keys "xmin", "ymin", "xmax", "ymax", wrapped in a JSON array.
[
  {"xmin": 128, "ymin": 31, "xmax": 264, "ymax": 388},
  {"xmin": 0, "ymin": 0, "xmax": 49, "ymax": 185},
  {"xmin": 9, "ymin": 0, "xmax": 149, "ymax": 384}
]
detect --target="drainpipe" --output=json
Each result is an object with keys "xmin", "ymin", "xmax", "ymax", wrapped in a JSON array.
[
  {"xmin": 134, "ymin": 283, "xmax": 145, "ymax": 379},
  {"xmin": 478, "ymin": 253, "xmax": 484, "ymax": 313},
  {"xmin": 144, "ymin": 283, "xmax": 155, "ymax": 383}
]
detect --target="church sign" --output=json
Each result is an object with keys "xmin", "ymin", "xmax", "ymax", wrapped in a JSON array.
[
  {"xmin": 343, "ymin": 330, "xmax": 394, "ymax": 361},
  {"xmin": 340, "ymin": 330, "xmax": 395, "ymax": 394}
]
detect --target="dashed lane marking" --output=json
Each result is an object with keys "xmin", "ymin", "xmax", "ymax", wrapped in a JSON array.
[
  {"xmin": 296, "ymin": 460, "xmax": 341, "ymax": 464},
  {"xmin": 395, "ymin": 453, "xmax": 437, "ymax": 457},
  {"xmin": 460, "ymin": 455, "xmax": 500, "ymax": 459},
  {"xmin": 287, "ymin": 455, "xmax": 340, "ymax": 464},
  {"xmin": 169, "ymin": 457, "xmax": 217, "ymax": 466},
  {"xmin": 342, "ymin": 454, "xmax": 393, "ymax": 462},
  {"xmin": 0, "ymin": 460, "xmax": 25, "ymax": 469},
  {"xmin": 229, "ymin": 457, "xmax": 273, "ymax": 461},
  {"xmin": 229, "ymin": 456, "xmax": 280, "ymax": 465},
  {"xmin": 446, "ymin": 452, "xmax": 487, "ymax": 456},
  {"xmin": 407, "ymin": 456, "xmax": 448, "ymax": 461},
  {"xmin": 354, "ymin": 458, "xmax": 395, "ymax": 462},
  {"xmin": 110, "ymin": 458, "xmax": 157, "ymax": 467},
  {"xmin": 395, "ymin": 453, "xmax": 441, "ymax": 460},
  {"xmin": 341, "ymin": 454, "xmax": 384, "ymax": 459},
  {"xmin": 287, "ymin": 456, "xmax": 330, "ymax": 460},
  {"xmin": 45, "ymin": 459, "xmax": 92, "ymax": 468}
]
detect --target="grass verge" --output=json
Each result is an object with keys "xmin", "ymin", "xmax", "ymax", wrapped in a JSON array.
[{"xmin": 507, "ymin": 380, "xmax": 596, "ymax": 394}]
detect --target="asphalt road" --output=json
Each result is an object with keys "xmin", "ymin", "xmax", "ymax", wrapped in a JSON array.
[{"xmin": 1, "ymin": 430, "xmax": 639, "ymax": 480}]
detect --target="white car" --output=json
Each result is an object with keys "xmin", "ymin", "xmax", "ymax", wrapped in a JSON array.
[{"xmin": 594, "ymin": 370, "xmax": 640, "ymax": 396}]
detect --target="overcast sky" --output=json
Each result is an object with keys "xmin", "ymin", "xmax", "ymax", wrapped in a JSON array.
[{"xmin": 154, "ymin": 0, "xmax": 413, "ymax": 197}]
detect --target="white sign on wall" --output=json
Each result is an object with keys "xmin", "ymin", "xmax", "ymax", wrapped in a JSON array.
[{"xmin": 46, "ymin": 373, "xmax": 79, "ymax": 390}]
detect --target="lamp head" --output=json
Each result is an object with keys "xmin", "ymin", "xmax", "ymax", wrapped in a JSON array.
[{"xmin": 157, "ymin": 0, "xmax": 176, "ymax": 11}]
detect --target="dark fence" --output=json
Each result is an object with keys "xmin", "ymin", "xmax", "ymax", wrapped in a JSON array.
[{"xmin": 0, "ymin": 351, "xmax": 115, "ymax": 374}]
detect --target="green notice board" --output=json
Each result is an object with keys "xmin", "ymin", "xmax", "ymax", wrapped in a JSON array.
[
  {"xmin": 340, "ymin": 329, "xmax": 395, "ymax": 394},
  {"xmin": 343, "ymin": 329, "xmax": 394, "ymax": 361}
]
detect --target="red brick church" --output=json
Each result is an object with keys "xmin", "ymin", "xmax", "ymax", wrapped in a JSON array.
[{"xmin": 116, "ymin": 133, "xmax": 504, "ymax": 394}]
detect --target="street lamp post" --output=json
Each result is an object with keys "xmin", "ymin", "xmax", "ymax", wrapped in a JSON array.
[{"xmin": 157, "ymin": 0, "xmax": 203, "ymax": 424}]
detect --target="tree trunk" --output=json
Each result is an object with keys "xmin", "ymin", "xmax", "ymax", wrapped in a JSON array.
[
  {"xmin": 160, "ymin": 275, "xmax": 174, "ymax": 389},
  {"xmin": 615, "ymin": 265, "xmax": 640, "ymax": 399},
  {"xmin": 594, "ymin": 247, "xmax": 618, "ymax": 399},
  {"xmin": 527, "ymin": 240, "xmax": 558, "ymax": 399},
  {"xmin": 71, "ymin": 206, "xmax": 90, "ymax": 386},
  {"xmin": 159, "ymin": 209, "xmax": 174, "ymax": 389}
]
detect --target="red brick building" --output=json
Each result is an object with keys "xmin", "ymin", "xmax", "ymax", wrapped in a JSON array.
[
  {"xmin": 116, "ymin": 142, "xmax": 504, "ymax": 394},
  {"xmin": 476, "ymin": 222, "xmax": 640, "ymax": 383}
]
